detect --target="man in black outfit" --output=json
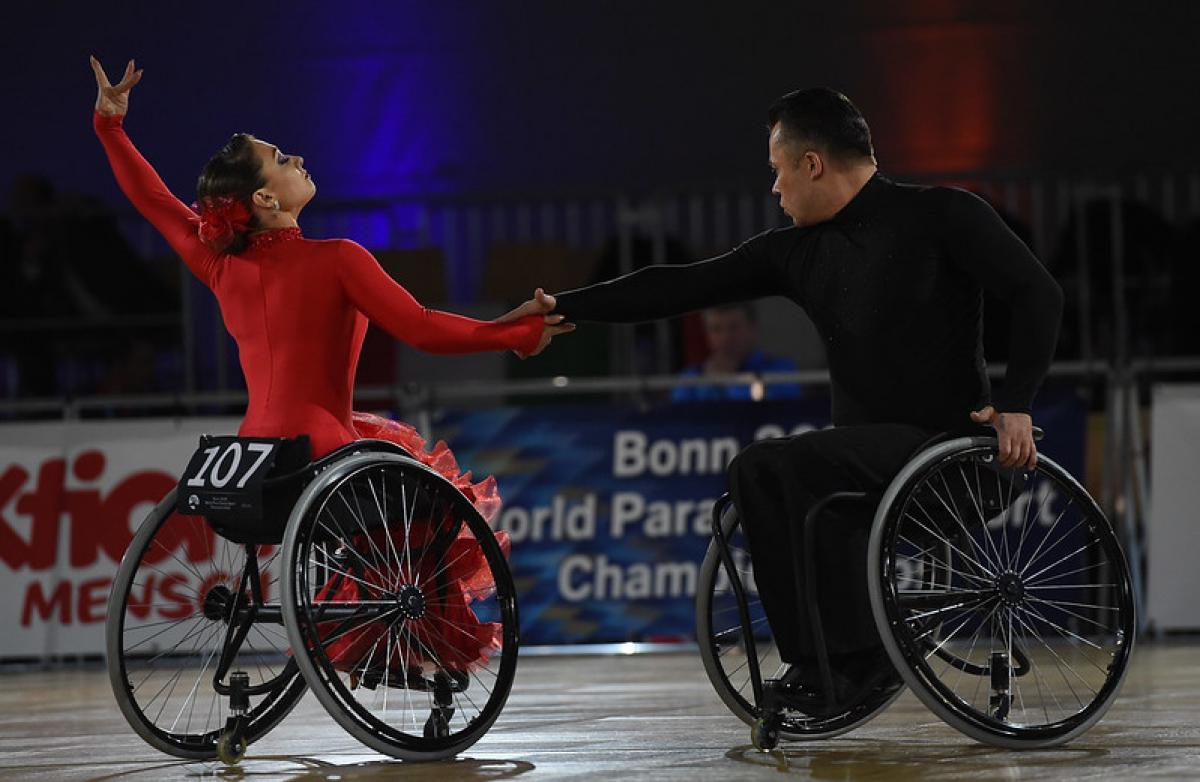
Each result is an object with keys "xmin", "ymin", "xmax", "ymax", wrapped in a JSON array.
[{"xmin": 504, "ymin": 88, "xmax": 1063, "ymax": 710}]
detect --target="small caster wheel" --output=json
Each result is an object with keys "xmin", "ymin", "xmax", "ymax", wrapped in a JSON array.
[
  {"xmin": 751, "ymin": 717, "xmax": 779, "ymax": 751},
  {"xmin": 216, "ymin": 731, "xmax": 247, "ymax": 765},
  {"xmin": 424, "ymin": 711, "xmax": 451, "ymax": 739}
]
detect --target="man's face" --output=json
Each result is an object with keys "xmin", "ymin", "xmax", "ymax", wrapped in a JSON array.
[
  {"xmin": 705, "ymin": 308, "xmax": 757, "ymax": 365},
  {"xmin": 768, "ymin": 123, "xmax": 816, "ymax": 226}
]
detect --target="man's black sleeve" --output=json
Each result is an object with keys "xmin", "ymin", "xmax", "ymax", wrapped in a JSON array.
[
  {"xmin": 553, "ymin": 230, "xmax": 789, "ymax": 323},
  {"xmin": 938, "ymin": 188, "xmax": 1064, "ymax": 413}
]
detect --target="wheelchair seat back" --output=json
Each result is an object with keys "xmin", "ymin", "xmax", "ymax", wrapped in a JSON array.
[{"xmin": 176, "ymin": 435, "xmax": 412, "ymax": 544}]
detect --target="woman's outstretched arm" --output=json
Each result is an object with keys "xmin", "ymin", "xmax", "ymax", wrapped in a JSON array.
[
  {"xmin": 335, "ymin": 240, "xmax": 570, "ymax": 357},
  {"xmin": 91, "ymin": 57, "xmax": 220, "ymax": 286}
]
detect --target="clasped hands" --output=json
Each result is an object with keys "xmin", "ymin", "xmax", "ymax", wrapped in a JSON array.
[
  {"xmin": 500, "ymin": 289, "xmax": 1040, "ymax": 470},
  {"xmin": 500, "ymin": 288, "xmax": 569, "ymax": 358}
]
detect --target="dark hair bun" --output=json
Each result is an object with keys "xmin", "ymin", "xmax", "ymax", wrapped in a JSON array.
[{"xmin": 196, "ymin": 133, "xmax": 265, "ymax": 254}]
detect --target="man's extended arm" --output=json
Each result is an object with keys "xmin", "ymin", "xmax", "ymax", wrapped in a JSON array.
[{"xmin": 552, "ymin": 232, "xmax": 788, "ymax": 323}]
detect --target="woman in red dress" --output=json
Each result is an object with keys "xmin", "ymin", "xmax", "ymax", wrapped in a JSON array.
[{"xmin": 91, "ymin": 57, "xmax": 567, "ymax": 674}]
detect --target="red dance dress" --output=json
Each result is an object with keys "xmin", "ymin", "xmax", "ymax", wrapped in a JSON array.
[{"xmin": 95, "ymin": 112, "xmax": 536, "ymax": 674}]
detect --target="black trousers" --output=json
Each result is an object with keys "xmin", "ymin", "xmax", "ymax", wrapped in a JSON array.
[{"xmin": 727, "ymin": 424, "xmax": 935, "ymax": 664}]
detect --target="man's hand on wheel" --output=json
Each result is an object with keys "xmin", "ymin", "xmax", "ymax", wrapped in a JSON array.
[{"xmin": 971, "ymin": 406, "xmax": 1037, "ymax": 469}]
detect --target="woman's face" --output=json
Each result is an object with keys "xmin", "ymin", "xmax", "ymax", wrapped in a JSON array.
[{"xmin": 252, "ymin": 139, "xmax": 315, "ymax": 213}]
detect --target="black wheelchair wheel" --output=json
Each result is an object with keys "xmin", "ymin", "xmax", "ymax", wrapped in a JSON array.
[
  {"xmin": 868, "ymin": 437, "xmax": 1136, "ymax": 748},
  {"xmin": 106, "ymin": 489, "xmax": 306, "ymax": 759},
  {"xmin": 696, "ymin": 501, "xmax": 904, "ymax": 740},
  {"xmin": 280, "ymin": 453, "xmax": 518, "ymax": 761}
]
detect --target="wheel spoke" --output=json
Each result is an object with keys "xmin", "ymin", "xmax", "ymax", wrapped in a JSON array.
[
  {"xmin": 1026, "ymin": 560, "xmax": 1109, "ymax": 588},
  {"xmin": 896, "ymin": 535, "xmax": 993, "ymax": 587},
  {"xmin": 1026, "ymin": 596, "xmax": 1115, "ymax": 633},
  {"xmin": 289, "ymin": 462, "xmax": 515, "ymax": 753},
  {"xmin": 368, "ymin": 471, "xmax": 404, "ymax": 593},
  {"xmin": 914, "ymin": 489, "xmax": 998, "ymax": 577},
  {"xmin": 345, "ymin": 484, "xmax": 399, "ymax": 587},
  {"xmin": 902, "ymin": 507, "xmax": 997, "ymax": 580},
  {"xmin": 876, "ymin": 450, "xmax": 1130, "ymax": 738},
  {"xmin": 1023, "ymin": 540, "xmax": 1098, "ymax": 585}
]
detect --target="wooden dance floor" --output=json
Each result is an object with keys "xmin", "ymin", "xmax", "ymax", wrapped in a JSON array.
[{"xmin": 1, "ymin": 643, "xmax": 1197, "ymax": 781}]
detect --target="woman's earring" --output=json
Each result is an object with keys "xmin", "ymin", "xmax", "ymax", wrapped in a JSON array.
[{"xmin": 273, "ymin": 198, "xmax": 281, "ymax": 211}]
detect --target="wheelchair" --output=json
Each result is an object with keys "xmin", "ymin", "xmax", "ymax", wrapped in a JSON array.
[
  {"xmin": 105, "ymin": 436, "xmax": 518, "ymax": 764},
  {"xmin": 696, "ymin": 430, "xmax": 1136, "ymax": 750}
]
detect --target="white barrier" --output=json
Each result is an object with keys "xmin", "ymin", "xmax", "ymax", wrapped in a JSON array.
[
  {"xmin": 1148, "ymin": 385, "xmax": 1200, "ymax": 632},
  {"xmin": 0, "ymin": 418, "xmax": 239, "ymax": 658}
]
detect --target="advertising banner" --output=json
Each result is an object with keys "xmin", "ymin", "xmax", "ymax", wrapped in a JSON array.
[
  {"xmin": 0, "ymin": 393, "xmax": 1085, "ymax": 658},
  {"xmin": 431, "ymin": 392, "xmax": 1086, "ymax": 645},
  {"xmin": 0, "ymin": 418, "xmax": 240, "ymax": 659}
]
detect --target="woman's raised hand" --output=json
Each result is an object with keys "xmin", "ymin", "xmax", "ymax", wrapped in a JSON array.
[{"xmin": 90, "ymin": 56, "xmax": 142, "ymax": 117}]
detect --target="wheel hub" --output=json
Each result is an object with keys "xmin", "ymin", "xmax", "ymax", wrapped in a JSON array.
[
  {"xmin": 203, "ymin": 584, "xmax": 234, "ymax": 620},
  {"xmin": 397, "ymin": 584, "xmax": 426, "ymax": 620},
  {"xmin": 995, "ymin": 572, "xmax": 1026, "ymax": 606}
]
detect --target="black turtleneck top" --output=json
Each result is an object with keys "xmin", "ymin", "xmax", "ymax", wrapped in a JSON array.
[{"xmin": 553, "ymin": 174, "xmax": 1063, "ymax": 432}]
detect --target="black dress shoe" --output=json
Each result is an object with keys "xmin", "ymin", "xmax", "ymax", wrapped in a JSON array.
[
  {"xmin": 765, "ymin": 650, "xmax": 900, "ymax": 719},
  {"xmin": 764, "ymin": 664, "xmax": 844, "ymax": 719}
]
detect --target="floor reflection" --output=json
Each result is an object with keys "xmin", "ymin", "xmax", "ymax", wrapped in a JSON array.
[
  {"xmin": 90, "ymin": 756, "xmax": 535, "ymax": 782},
  {"xmin": 725, "ymin": 739, "xmax": 1109, "ymax": 779}
]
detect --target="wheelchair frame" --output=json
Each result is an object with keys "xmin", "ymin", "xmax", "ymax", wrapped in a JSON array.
[
  {"xmin": 698, "ymin": 432, "xmax": 1136, "ymax": 750},
  {"xmin": 105, "ymin": 439, "xmax": 519, "ymax": 764}
]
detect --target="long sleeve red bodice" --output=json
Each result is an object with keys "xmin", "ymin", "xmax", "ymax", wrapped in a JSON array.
[{"xmin": 95, "ymin": 112, "xmax": 542, "ymax": 457}]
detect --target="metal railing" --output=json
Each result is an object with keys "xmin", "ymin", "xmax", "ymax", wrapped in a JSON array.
[
  {"xmin": 3, "ymin": 168, "xmax": 1195, "ymax": 398},
  {"xmin": 2, "ymin": 356, "xmax": 1197, "ymax": 638}
]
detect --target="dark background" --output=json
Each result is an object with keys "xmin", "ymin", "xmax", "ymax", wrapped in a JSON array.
[
  {"xmin": 3, "ymin": 1, "xmax": 1196, "ymax": 206},
  {"xmin": 1, "ymin": 0, "xmax": 1197, "ymax": 402}
]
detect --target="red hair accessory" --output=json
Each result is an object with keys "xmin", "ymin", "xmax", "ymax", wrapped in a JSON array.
[{"xmin": 194, "ymin": 196, "xmax": 252, "ymax": 248}]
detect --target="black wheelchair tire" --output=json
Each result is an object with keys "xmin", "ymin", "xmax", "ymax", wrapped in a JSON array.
[
  {"xmin": 105, "ymin": 489, "xmax": 307, "ymax": 760},
  {"xmin": 868, "ymin": 436, "xmax": 1136, "ymax": 749},
  {"xmin": 280, "ymin": 452, "xmax": 519, "ymax": 761}
]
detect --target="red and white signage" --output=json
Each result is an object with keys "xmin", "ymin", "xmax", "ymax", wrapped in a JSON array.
[{"xmin": 0, "ymin": 418, "xmax": 240, "ymax": 658}]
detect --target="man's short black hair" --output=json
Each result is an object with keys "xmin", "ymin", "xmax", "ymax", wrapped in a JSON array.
[{"xmin": 767, "ymin": 87, "xmax": 874, "ymax": 164}]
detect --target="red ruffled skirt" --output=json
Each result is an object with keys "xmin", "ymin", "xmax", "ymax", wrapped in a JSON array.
[{"xmin": 314, "ymin": 412, "xmax": 510, "ymax": 676}]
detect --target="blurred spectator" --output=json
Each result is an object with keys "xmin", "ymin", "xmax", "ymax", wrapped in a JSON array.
[
  {"xmin": 95, "ymin": 340, "xmax": 158, "ymax": 396},
  {"xmin": 1, "ymin": 175, "xmax": 72, "ymax": 395},
  {"xmin": 0, "ymin": 174, "xmax": 180, "ymax": 398},
  {"xmin": 56, "ymin": 192, "xmax": 177, "ymax": 318},
  {"xmin": 2, "ymin": 175, "xmax": 76, "ymax": 319},
  {"xmin": 672, "ymin": 303, "xmax": 801, "ymax": 402},
  {"xmin": 592, "ymin": 233, "xmax": 694, "ymax": 376}
]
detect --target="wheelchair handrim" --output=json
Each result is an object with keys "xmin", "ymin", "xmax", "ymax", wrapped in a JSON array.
[
  {"xmin": 869, "ymin": 438, "xmax": 1137, "ymax": 747},
  {"xmin": 280, "ymin": 453, "xmax": 519, "ymax": 760}
]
